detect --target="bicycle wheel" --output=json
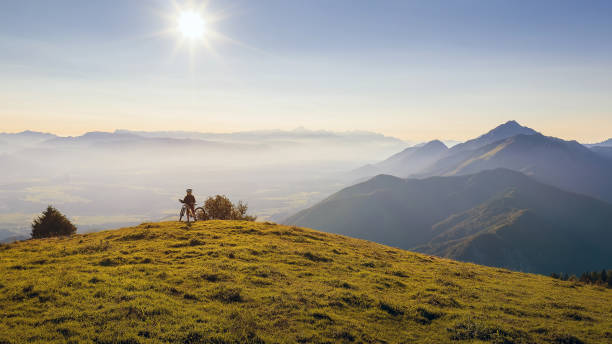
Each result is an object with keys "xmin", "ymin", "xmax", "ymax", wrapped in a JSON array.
[
  {"xmin": 194, "ymin": 207, "xmax": 206, "ymax": 221},
  {"xmin": 179, "ymin": 207, "xmax": 185, "ymax": 221}
]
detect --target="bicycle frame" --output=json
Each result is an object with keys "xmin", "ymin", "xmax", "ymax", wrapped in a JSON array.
[{"xmin": 179, "ymin": 202, "xmax": 197, "ymax": 222}]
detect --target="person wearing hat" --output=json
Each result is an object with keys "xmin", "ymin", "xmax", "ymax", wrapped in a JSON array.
[{"xmin": 180, "ymin": 189, "xmax": 197, "ymax": 221}]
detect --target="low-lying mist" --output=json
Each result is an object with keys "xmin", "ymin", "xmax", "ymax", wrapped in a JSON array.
[{"xmin": 0, "ymin": 129, "xmax": 408, "ymax": 241}]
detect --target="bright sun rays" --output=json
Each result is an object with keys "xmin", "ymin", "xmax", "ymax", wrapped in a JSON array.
[
  {"xmin": 151, "ymin": 1, "xmax": 263, "ymax": 70},
  {"xmin": 177, "ymin": 10, "xmax": 206, "ymax": 40},
  {"xmin": 158, "ymin": 1, "xmax": 227, "ymax": 62}
]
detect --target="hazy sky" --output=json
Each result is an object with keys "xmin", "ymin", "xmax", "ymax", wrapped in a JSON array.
[{"xmin": 1, "ymin": 0, "xmax": 611, "ymax": 142}]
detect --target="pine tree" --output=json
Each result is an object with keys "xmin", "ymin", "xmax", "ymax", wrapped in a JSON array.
[
  {"xmin": 601, "ymin": 269, "xmax": 607, "ymax": 283},
  {"xmin": 31, "ymin": 206, "xmax": 77, "ymax": 239}
]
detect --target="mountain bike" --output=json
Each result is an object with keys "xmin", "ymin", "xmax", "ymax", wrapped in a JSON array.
[{"xmin": 178, "ymin": 200, "xmax": 206, "ymax": 222}]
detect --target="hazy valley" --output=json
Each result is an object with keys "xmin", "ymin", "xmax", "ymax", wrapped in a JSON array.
[{"xmin": 0, "ymin": 128, "xmax": 406, "ymax": 241}]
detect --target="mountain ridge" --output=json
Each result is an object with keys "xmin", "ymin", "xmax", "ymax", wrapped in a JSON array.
[
  {"xmin": 449, "ymin": 120, "xmax": 539, "ymax": 153},
  {"xmin": 423, "ymin": 133, "xmax": 612, "ymax": 203},
  {"xmin": 350, "ymin": 140, "xmax": 449, "ymax": 179},
  {"xmin": 285, "ymin": 168, "xmax": 612, "ymax": 274}
]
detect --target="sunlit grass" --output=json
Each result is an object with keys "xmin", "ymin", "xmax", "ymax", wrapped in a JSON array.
[{"xmin": 1, "ymin": 221, "xmax": 610, "ymax": 343}]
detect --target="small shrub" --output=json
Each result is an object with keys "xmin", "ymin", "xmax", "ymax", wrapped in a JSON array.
[
  {"xmin": 31, "ymin": 206, "xmax": 77, "ymax": 239},
  {"xmin": 204, "ymin": 195, "xmax": 256, "ymax": 221},
  {"xmin": 231, "ymin": 200, "xmax": 256, "ymax": 221}
]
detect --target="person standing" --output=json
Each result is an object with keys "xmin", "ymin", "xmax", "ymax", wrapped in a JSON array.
[{"xmin": 180, "ymin": 188, "xmax": 196, "ymax": 222}]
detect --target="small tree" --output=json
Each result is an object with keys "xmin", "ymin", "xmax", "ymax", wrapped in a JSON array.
[
  {"xmin": 204, "ymin": 195, "xmax": 234, "ymax": 220},
  {"xmin": 600, "ymin": 269, "xmax": 607, "ymax": 283},
  {"xmin": 203, "ymin": 195, "xmax": 256, "ymax": 221},
  {"xmin": 31, "ymin": 206, "xmax": 77, "ymax": 239},
  {"xmin": 231, "ymin": 200, "xmax": 257, "ymax": 221}
]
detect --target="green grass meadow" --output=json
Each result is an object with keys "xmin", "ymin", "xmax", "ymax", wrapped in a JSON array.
[{"xmin": 1, "ymin": 221, "xmax": 611, "ymax": 343}]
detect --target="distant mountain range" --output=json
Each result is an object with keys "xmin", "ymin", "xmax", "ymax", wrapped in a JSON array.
[
  {"xmin": 350, "ymin": 140, "xmax": 448, "ymax": 178},
  {"xmin": 285, "ymin": 168, "xmax": 612, "ymax": 274},
  {"xmin": 424, "ymin": 133, "xmax": 612, "ymax": 204},
  {"xmin": 1, "ymin": 128, "xmax": 407, "ymax": 158},
  {"xmin": 450, "ymin": 120, "xmax": 539, "ymax": 153},
  {"xmin": 351, "ymin": 120, "xmax": 612, "ymax": 204},
  {"xmin": 350, "ymin": 120, "xmax": 539, "ymax": 179},
  {"xmin": 287, "ymin": 121, "xmax": 612, "ymax": 274},
  {"xmin": 115, "ymin": 127, "xmax": 408, "ymax": 145}
]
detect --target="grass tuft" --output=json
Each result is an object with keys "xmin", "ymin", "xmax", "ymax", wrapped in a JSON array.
[
  {"xmin": 211, "ymin": 287, "xmax": 243, "ymax": 303},
  {"xmin": 302, "ymin": 251, "xmax": 331, "ymax": 262},
  {"xmin": 379, "ymin": 300, "xmax": 404, "ymax": 316}
]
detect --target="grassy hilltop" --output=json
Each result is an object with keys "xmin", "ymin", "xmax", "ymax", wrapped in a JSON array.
[{"xmin": 1, "ymin": 221, "xmax": 611, "ymax": 343}]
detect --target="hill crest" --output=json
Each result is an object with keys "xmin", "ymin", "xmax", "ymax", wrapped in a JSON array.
[{"xmin": 1, "ymin": 220, "xmax": 611, "ymax": 343}]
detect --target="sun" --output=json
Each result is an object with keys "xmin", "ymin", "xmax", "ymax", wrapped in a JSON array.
[
  {"xmin": 177, "ymin": 10, "xmax": 206, "ymax": 40},
  {"xmin": 161, "ymin": 2, "xmax": 235, "ymax": 61}
]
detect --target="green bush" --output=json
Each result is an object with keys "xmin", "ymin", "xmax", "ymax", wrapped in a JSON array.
[
  {"xmin": 203, "ymin": 195, "xmax": 256, "ymax": 221},
  {"xmin": 31, "ymin": 206, "xmax": 77, "ymax": 239}
]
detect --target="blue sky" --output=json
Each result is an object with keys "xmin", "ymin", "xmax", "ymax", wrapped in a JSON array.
[{"xmin": 1, "ymin": 0, "xmax": 611, "ymax": 141}]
